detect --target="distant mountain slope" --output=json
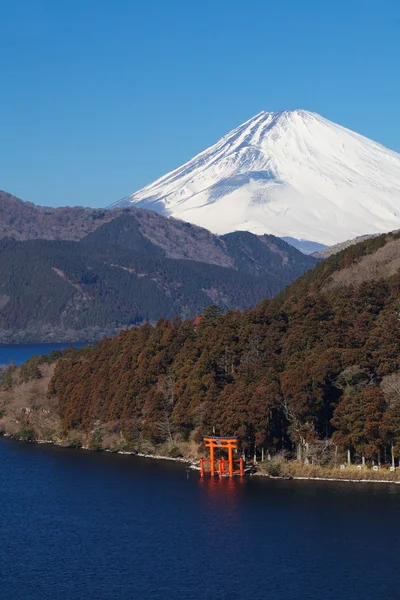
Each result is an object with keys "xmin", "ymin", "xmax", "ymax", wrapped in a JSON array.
[
  {"xmin": 311, "ymin": 233, "xmax": 380, "ymax": 259},
  {"xmin": 112, "ymin": 110, "xmax": 400, "ymax": 245},
  {"xmin": 0, "ymin": 190, "xmax": 229, "ymax": 260},
  {"xmin": 281, "ymin": 237, "xmax": 327, "ymax": 255},
  {"xmin": 0, "ymin": 212, "xmax": 317, "ymax": 342},
  {"xmin": 0, "ymin": 190, "xmax": 309, "ymax": 268},
  {"xmin": 0, "ymin": 190, "xmax": 118, "ymax": 241}
]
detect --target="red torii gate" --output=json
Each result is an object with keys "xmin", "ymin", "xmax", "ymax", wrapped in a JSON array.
[{"xmin": 200, "ymin": 436, "xmax": 244, "ymax": 478}]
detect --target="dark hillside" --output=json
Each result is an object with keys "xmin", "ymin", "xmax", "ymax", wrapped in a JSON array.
[
  {"xmin": 222, "ymin": 231, "xmax": 315, "ymax": 282},
  {"xmin": 0, "ymin": 213, "xmax": 317, "ymax": 342}
]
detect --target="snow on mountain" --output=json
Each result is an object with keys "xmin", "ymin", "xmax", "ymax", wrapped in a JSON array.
[{"xmin": 110, "ymin": 110, "xmax": 400, "ymax": 245}]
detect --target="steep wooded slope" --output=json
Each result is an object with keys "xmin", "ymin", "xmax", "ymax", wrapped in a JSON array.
[{"xmin": 49, "ymin": 233, "xmax": 400, "ymax": 463}]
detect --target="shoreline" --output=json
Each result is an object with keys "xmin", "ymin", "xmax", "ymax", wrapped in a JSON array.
[
  {"xmin": 3, "ymin": 434, "xmax": 400, "ymax": 485},
  {"xmin": 117, "ymin": 450, "xmax": 193, "ymax": 465},
  {"xmin": 4, "ymin": 433, "xmax": 195, "ymax": 466},
  {"xmin": 254, "ymin": 472, "xmax": 400, "ymax": 485}
]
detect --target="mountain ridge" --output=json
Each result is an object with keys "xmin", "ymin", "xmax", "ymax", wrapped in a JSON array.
[{"xmin": 0, "ymin": 204, "xmax": 317, "ymax": 342}]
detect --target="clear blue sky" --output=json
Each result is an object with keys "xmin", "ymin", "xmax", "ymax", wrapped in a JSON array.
[{"xmin": 1, "ymin": 0, "xmax": 399, "ymax": 207}]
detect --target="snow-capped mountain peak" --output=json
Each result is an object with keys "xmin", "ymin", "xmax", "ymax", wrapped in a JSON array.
[{"xmin": 110, "ymin": 110, "xmax": 400, "ymax": 245}]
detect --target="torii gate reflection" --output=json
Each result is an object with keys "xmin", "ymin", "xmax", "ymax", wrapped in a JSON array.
[{"xmin": 200, "ymin": 436, "xmax": 244, "ymax": 478}]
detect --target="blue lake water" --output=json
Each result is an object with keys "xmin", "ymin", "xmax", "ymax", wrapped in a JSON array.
[
  {"xmin": 0, "ymin": 437, "xmax": 399, "ymax": 600},
  {"xmin": 0, "ymin": 342, "xmax": 88, "ymax": 366}
]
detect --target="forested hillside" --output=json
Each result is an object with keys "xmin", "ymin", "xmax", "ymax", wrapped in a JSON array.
[
  {"xmin": 41, "ymin": 232, "xmax": 400, "ymax": 467},
  {"xmin": 0, "ymin": 212, "xmax": 316, "ymax": 342}
]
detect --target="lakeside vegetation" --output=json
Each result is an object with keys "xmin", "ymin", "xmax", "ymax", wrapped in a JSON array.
[{"xmin": 1, "ymin": 232, "xmax": 400, "ymax": 483}]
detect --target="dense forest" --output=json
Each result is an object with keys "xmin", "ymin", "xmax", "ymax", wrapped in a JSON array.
[
  {"xmin": 36, "ymin": 232, "xmax": 400, "ymax": 468},
  {"xmin": 1, "ymin": 231, "xmax": 400, "ymax": 477},
  {"xmin": 0, "ymin": 211, "xmax": 316, "ymax": 342}
]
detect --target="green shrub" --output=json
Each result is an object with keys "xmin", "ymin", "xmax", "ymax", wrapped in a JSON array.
[
  {"xmin": 1, "ymin": 365, "xmax": 18, "ymax": 391},
  {"xmin": 265, "ymin": 461, "xmax": 282, "ymax": 477},
  {"xmin": 169, "ymin": 446, "xmax": 183, "ymax": 459},
  {"xmin": 18, "ymin": 426, "xmax": 36, "ymax": 442},
  {"xmin": 88, "ymin": 429, "xmax": 103, "ymax": 451}
]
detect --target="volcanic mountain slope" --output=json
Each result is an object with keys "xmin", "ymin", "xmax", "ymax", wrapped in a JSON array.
[
  {"xmin": 0, "ymin": 211, "xmax": 317, "ymax": 342},
  {"xmin": 113, "ymin": 110, "xmax": 400, "ymax": 246}
]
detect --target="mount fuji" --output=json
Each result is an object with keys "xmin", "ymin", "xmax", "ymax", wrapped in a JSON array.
[{"xmin": 111, "ymin": 110, "xmax": 400, "ymax": 246}]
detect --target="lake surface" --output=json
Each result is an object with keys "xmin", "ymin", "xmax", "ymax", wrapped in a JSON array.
[
  {"xmin": 0, "ymin": 342, "xmax": 88, "ymax": 366},
  {"xmin": 0, "ymin": 438, "xmax": 399, "ymax": 600}
]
